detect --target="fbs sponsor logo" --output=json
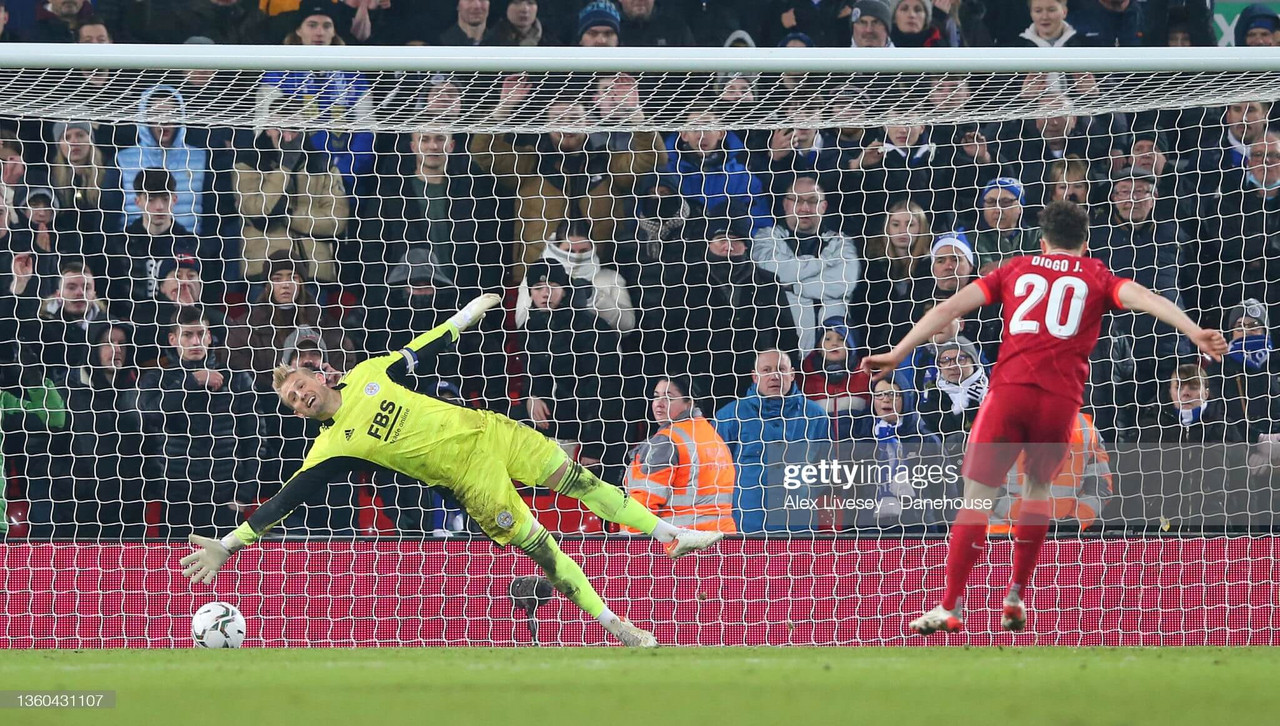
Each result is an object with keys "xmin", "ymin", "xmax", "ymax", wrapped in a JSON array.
[{"xmin": 367, "ymin": 399, "xmax": 404, "ymax": 442}]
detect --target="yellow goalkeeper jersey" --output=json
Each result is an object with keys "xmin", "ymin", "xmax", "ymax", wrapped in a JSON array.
[
  {"xmin": 312, "ymin": 350, "xmax": 486, "ymax": 486},
  {"xmin": 234, "ymin": 321, "xmax": 493, "ymax": 544}
]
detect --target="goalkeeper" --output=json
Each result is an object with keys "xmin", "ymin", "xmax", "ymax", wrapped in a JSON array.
[{"xmin": 180, "ymin": 294, "xmax": 723, "ymax": 647}]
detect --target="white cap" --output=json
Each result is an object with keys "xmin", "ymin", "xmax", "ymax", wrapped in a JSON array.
[{"xmin": 930, "ymin": 233, "xmax": 975, "ymax": 266}]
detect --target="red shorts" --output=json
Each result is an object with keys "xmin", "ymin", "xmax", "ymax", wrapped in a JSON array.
[{"xmin": 961, "ymin": 384, "xmax": 1080, "ymax": 488}]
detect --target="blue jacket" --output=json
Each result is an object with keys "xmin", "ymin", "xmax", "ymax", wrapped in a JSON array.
[
  {"xmin": 117, "ymin": 86, "xmax": 209, "ymax": 234},
  {"xmin": 1066, "ymin": 0, "xmax": 1142, "ymax": 47},
  {"xmin": 659, "ymin": 131, "xmax": 771, "ymax": 232},
  {"xmin": 1236, "ymin": 4, "xmax": 1280, "ymax": 47},
  {"xmin": 713, "ymin": 383, "xmax": 830, "ymax": 533},
  {"xmin": 260, "ymin": 70, "xmax": 376, "ymax": 194}
]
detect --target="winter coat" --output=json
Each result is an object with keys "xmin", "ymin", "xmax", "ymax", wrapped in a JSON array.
[
  {"xmin": 481, "ymin": 19, "xmax": 556, "ymax": 46},
  {"xmin": 27, "ymin": 296, "xmax": 107, "ymax": 372},
  {"xmin": 136, "ymin": 350, "xmax": 260, "ymax": 485},
  {"xmin": 255, "ymin": 72, "xmax": 376, "ymax": 194},
  {"xmin": 117, "ymin": 86, "xmax": 209, "ymax": 233},
  {"xmin": 362, "ymin": 145, "xmax": 501, "ymax": 294},
  {"xmin": 32, "ymin": 1, "xmax": 96, "ymax": 42},
  {"xmin": 144, "ymin": 0, "xmax": 267, "ymax": 45},
  {"xmin": 1090, "ymin": 214, "xmax": 1184, "ymax": 373},
  {"xmin": 516, "ymin": 242, "xmax": 636, "ymax": 333},
  {"xmin": 1136, "ymin": 397, "xmax": 1253, "ymax": 526},
  {"xmin": 1066, "ymin": 0, "xmax": 1142, "ymax": 47},
  {"xmin": 470, "ymin": 128, "xmax": 664, "ymax": 265},
  {"xmin": 524, "ymin": 291, "xmax": 622, "ymax": 404},
  {"xmin": 751, "ymin": 224, "xmax": 862, "ymax": 352},
  {"xmin": 658, "ymin": 131, "xmax": 771, "ymax": 232},
  {"xmin": 1013, "ymin": 21, "xmax": 1088, "ymax": 49},
  {"xmin": 1193, "ymin": 169, "xmax": 1280, "ymax": 327},
  {"xmin": 233, "ymin": 139, "xmax": 350, "ymax": 282},
  {"xmin": 619, "ymin": 7, "xmax": 695, "ymax": 47},
  {"xmin": 849, "ymin": 256, "xmax": 924, "ymax": 354},
  {"xmin": 1214, "ymin": 347, "xmax": 1280, "ymax": 442},
  {"xmin": 712, "ymin": 384, "xmax": 830, "ymax": 533},
  {"xmin": 225, "ymin": 294, "xmax": 354, "ymax": 389},
  {"xmin": 104, "ymin": 218, "xmax": 201, "ymax": 320},
  {"xmin": 971, "ymin": 226, "xmax": 1044, "ymax": 272},
  {"xmin": 800, "ymin": 351, "xmax": 871, "ymax": 441},
  {"xmin": 638, "ymin": 248, "xmax": 799, "ymax": 409},
  {"xmin": 63, "ymin": 364, "xmax": 146, "ymax": 480}
]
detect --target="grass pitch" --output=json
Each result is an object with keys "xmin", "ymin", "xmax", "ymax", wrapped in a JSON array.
[{"xmin": 2, "ymin": 647, "xmax": 1276, "ymax": 726}]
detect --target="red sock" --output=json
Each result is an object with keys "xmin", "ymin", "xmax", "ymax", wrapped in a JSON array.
[
  {"xmin": 1009, "ymin": 498, "xmax": 1052, "ymax": 598},
  {"xmin": 941, "ymin": 508, "xmax": 989, "ymax": 611}
]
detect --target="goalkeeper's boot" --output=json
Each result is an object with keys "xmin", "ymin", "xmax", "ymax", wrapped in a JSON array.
[
  {"xmin": 909, "ymin": 603, "xmax": 965, "ymax": 636},
  {"xmin": 603, "ymin": 616, "xmax": 658, "ymax": 648},
  {"xmin": 664, "ymin": 529, "xmax": 725, "ymax": 560},
  {"xmin": 1001, "ymin": 591, "xmax": 1027, "ymax": 632}
]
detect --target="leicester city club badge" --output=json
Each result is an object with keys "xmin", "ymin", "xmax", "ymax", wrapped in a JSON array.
[
  {"xmin": 365, "ymin": 382, "xmax": 380, "ymax": 397},
  {"xmin": 496, "ymin": 511, "xmax": 515, "ymax": 529}
]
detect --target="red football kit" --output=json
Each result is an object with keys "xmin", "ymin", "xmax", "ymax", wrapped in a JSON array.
[{"xmin": 962, "ymin": 253, "xmax": 1130, "ymax": 487}]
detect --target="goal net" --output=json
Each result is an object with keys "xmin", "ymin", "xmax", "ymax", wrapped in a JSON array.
[{"xmin": 1, "ymin": 45, "xmax": 1278, "ymax": 647}]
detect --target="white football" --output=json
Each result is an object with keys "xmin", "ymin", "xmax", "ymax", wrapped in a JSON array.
[{"xmin": 191, "ymin": 601, "xmax": 246, "ymax": 649}]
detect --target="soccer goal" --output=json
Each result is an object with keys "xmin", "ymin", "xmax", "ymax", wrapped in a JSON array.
[{"xmin": 0, "ymin": 44, "xmax": 1278, "ymax": 647}]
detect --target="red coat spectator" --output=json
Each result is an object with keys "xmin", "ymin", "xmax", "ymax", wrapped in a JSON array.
[{"xmin": 801, "ymin": 317, "xmax": 870, "ymax": 439}]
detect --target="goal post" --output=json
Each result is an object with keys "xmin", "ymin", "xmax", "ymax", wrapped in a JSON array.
[
  {"xmin": 1, "ymin": 45, "xmax": 1280, "ymax": 131},
  {"xmin": 0, "ymin": 44, "xmax": 1277, "ymax": 646}
]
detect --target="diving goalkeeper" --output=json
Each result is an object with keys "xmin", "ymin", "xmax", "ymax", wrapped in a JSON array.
[{"xmin": 180, "ymin": 294, "xmax": 723, "ymax": 647}]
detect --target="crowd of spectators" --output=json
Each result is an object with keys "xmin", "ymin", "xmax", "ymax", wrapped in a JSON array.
[{"xmin": 1, "ymin": 0, "xmax": 1279, "ymax": 539}]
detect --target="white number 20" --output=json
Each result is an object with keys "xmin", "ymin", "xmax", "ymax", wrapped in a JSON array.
[{"xmin": 1009, "ymin": 273, "xmax": 1088, "ymax": 338}]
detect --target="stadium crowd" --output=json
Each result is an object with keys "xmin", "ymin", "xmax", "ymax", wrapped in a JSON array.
[{"xmin": 0, "ymin": 0, "xmax": 1279, "ymax": 539}]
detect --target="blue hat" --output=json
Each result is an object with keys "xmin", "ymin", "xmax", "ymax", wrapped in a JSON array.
[
  {"xmin": 980, "ymin": 177, "xmax": 1025, "ymax": 205},
  {"xmin": 578, "ymin": 1, "xmax": 620, "ymax": 39},
  {"xmin": 821, "ymin": 316, "xmax": 859, "ymax": 351},
  {"xmin": 1235, "ymin": 4, "xmax": 1279, "ymax": 46},
  {"xmin": 778, "ymin": 31, "xmax": 815, "ymax": 48},
  {"xmin": 930, "ymin": 232, "xmax": 975, "ymax": 266}
]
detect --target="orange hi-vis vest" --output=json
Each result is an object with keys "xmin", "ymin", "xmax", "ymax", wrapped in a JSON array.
[
  {"xmin": 990, "ymin": 411, "xmax": 1113, "ymax": 533},
  {"xmin": 625, "ymin": 412, "xmax": 737, "ymax": 533}
]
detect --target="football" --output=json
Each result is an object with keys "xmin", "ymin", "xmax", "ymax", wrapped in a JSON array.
[{"xmin": 191, "ymin": 602, "xmax": 246, "ymax": 649}]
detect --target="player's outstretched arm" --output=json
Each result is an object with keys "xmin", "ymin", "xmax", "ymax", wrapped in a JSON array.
[
  {"xmin": 1115, "ymin": 281, "xmax": 1229, "ymax": 361},
  {"xmin": 391, "ymin": 293, "xmax": 504, "ymax": 381},
  {"xmin": 862, "ymin": 283, "xmax": 989, "ymax": 380},
  {"xmin": 404, "ymin": 293, "xmax": 502, "ymax": 354},
  {"xmin": 180, "ymin": 458, "xmax": 358, "ymax": 584}
]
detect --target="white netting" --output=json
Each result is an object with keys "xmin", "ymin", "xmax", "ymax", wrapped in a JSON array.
[
  {"xmin": 6, "ymin": 66, "xmax": 1280, "ymax": 132},
  {"xmin": 1, "ymin": 46, "xmax": 1279, "ymax": 647}
]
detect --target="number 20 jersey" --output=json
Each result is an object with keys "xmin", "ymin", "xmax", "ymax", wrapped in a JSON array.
[{"xmin": 973, "ymin": 253, "xmax": 1131, "ymax": 407}]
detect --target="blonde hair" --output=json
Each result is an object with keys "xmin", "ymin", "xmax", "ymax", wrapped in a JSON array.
[
  {"xmin": 50, "ymin": 142, "xmax": 106, "ymax": 210},
  {"xmin": 272, "ymin": 364, "xmax": 299, "ymax": 391},
  {"xmin": 1044, "ymin": 156, "xmax": 1090, "ymax": 185},
  {"xmin": 865, "ymin": 199, "xmax": 933, "ymax": 279}
]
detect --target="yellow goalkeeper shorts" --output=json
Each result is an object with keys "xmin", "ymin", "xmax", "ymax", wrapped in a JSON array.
[{"xmin": 451, "ymin": 410, "xmax": 569, "ymax": 546}]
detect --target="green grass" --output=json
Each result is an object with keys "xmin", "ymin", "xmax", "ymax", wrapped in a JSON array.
[{"xmin": 1, "ymin": 647, "xmax": 1277, "ymax": 726}]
